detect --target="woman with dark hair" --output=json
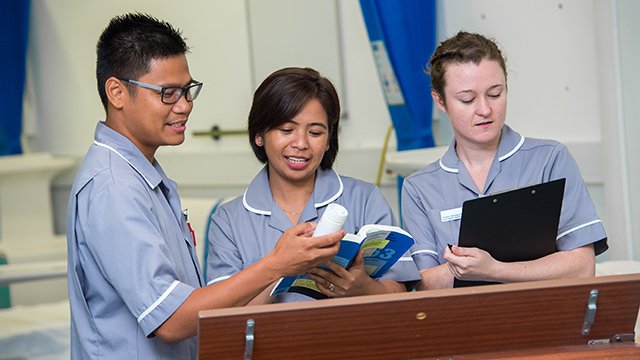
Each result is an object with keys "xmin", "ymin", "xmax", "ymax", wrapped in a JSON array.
[{"xmin": 206, "ymin": 67, "xmax": 419, "ymax": 303}]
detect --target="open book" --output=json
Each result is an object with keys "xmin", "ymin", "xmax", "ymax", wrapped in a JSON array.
[{"xmin": 270, "ymin": 224, "xmax": 414, "ymax": 300}]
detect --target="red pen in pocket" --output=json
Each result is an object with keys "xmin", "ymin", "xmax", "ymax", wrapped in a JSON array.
[
  {"xmin": 188, "ymin": 222, "xmax": 196, "ymax": 247},
  {"xmin": 183, "ymin": 208, "xmax": 196, "ymax": 247}
]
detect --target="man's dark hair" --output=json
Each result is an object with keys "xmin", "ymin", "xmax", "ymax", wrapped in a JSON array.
[
  {"xmin": 248, "ymin": 67, "xmax": 341, "ymax": 170},
  {"xmin": 96, "ymin": 13, "xmax": 189, "ymax": 111}
]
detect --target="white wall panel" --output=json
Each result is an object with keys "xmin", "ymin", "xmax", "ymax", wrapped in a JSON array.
[{"xmin": 25, "ymin": 0, "xmax": 637, "ymax": 259}]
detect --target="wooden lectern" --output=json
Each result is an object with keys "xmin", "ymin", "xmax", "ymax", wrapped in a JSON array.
[{"xmin": 198, "ymin": 274, "xmax": 640, "ymax": 359}]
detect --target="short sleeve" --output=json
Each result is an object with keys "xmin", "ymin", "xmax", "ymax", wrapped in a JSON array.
[
  {"xmin": 547, "ymin": 144, "xmax": 608, "ymax": 254},
  {"xmin": 364, "ymin": 184, "xmax": 421, "ymax": 282},
  {"xmin": 206, "ymin": 206, "xmax": 244, "ymax": 285},
  {"xmin": 401, "ymin": 177, "xmax": 442, "ymax": 270},
  {"xmin": 362, "ymin": 185, "xmax": 397, "ymax": 226},
  {"xmin": 82, "ymin": 183, "xmax": 194, "ymax": 336}
]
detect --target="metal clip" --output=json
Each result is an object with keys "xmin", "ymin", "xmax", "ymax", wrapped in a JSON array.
[
  {"xmin": 587, "ymin": 333, "xmax": 635, "ymax": 345},
  {"xmin": 610, "ymin": 333, "xmax": 636, "ymax": 343},
  {"xmin": 244, "ymin": 319, "xmax": 255, "ymax": 360},
  {"xmin": 582, "ymin": 289, "xmax": 599, "ymax": 335}
]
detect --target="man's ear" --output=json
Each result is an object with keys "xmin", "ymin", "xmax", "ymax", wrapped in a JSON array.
[
  {"xmin": 105, "ymin": 77, "xmax": 127, "ymax": 110},
  {"xmin": 432, "ymin": 91, "xmax": 447, "ymax": 113},
  {"xmin": 254, "ymin": 134, "xmax": 263, "ymax": 147}
]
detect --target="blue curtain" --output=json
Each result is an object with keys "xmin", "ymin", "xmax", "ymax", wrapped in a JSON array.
[
  {"xmin": 359, "ymin": 0, "xmax": 436, "ymax": 151},
  {"xmin": 0, "ymin": 0, "xmax": 30, "ymax": 156}
]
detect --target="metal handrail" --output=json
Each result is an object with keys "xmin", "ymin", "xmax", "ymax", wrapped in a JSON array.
[
  {"xmin": 0, "ymin": 260, "xmax": 67, "ymax": 285},
  {"xmin": 192, "ymin": 126, "xmax": 247, "ymax": 140}
]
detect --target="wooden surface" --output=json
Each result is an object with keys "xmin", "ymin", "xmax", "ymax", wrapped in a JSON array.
[
  {"xmin": 450, "ymin": 342, "xmax": 640, "ymax": 359},
  {"xmin": 198, "ymin": 274, "xmax": 640, "ymax": 360}
]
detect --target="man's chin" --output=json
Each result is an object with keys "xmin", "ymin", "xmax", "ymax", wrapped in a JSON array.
[{"xmin": 165, "ymin": 136, "xmax": 186, "ymax": 147}]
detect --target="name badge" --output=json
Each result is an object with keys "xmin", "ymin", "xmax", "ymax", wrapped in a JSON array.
[{"xmin": 440, "ymin": 207, "xmax": 462, "ymax": 222}]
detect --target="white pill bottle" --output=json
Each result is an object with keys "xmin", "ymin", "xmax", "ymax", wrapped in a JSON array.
[{"xmin": 312, "ymin": 203, "xmax": 348, "ymax": 236}]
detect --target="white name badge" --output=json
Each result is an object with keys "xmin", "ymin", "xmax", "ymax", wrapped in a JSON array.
[{"xmin": 440, "ymin": 207, "xmax": 462, "ymax": 222}]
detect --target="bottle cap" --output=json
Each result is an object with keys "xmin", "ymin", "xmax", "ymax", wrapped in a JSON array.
[{"xmin": 324, "ymin": 203, "xmax": 348, "ymax": 224}]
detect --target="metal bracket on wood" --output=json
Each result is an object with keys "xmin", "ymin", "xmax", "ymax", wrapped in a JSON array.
[
  {"xmin": 582, "ymin": 289, "xmax": 599, "ymax": 335},
  {"xmin": 244, "ymin": 319, "xmax": 255, "ymax": 360}
]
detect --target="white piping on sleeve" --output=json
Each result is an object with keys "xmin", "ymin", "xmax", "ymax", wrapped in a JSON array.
[
  {"xmin": 206, "ymin": 275, "xmax": 231, "ymax": 286},
  {"xmin": 138, "ymin": 280, "xmax": 180, "ymax": 323},
  {"xmin": 411, "ymin": 249, "xmax": 439, "ymax": 257},
  {"xmin": 556, "ymin": 219, "xmax": 602, "ymax": 240}
]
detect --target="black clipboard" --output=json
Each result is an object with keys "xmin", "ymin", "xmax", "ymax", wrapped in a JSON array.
[{"xmin": 453, "ymin": 178, "xmax": 566, "ymax": 288}]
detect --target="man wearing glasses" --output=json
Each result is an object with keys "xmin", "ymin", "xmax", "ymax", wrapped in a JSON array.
[{"xmin": 67, "ymin": 13, "xmax": 343, "ymax": 359}]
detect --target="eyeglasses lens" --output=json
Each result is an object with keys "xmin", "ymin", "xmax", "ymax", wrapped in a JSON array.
[{"xmin": 161, "ymin": 83, "xmax": 202, "ymax": 104}]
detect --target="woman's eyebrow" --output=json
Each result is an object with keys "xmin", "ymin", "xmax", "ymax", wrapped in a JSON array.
[{"xmin": 308, "ymin": 122, "xmax": 328, "ymax": 129}]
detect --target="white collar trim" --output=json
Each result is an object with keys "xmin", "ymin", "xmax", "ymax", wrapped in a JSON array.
[
  {"xmin": 439, "ymin": 158, "xmax": 458, "ymax": 173},
  {"xmin": 438, "ymin": 134, "xmax": 526, "ymax": 172},
  {"xmin": 499, "ymin": 134, "xmax": 526, "ymax": 162},
  {"xmin": 242, "ymin": 188, "xmax": 272, "ymax": 216},
  {"xmin": 242, "ymin": 168, "xmax": 344, "ymax": 216},
  {"xmin": 93, "ymin": 140, "xmax": 154, "ymax": 188},
  {"xmin": 314, "ymin": 169, "xmax": 343, "ymax": 208}
]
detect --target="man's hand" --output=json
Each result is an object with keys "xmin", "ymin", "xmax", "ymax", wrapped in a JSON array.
[{"xmin": 265, "ymin": 222, "xmax": 344, "ymax": 277}]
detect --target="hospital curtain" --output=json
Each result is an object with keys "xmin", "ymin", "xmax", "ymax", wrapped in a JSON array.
[
  {"xmin": 0, "ymin": 0, "xmax": 30, "ymax": 156},
  {"xmin": 358, "ymin": 0, "xmax": 436, "ymax": 151}
]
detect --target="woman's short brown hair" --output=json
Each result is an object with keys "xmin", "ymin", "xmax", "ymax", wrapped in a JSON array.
[{"xmin": 427, "ymin": 31, "xmax": 507, "ymax": 104}]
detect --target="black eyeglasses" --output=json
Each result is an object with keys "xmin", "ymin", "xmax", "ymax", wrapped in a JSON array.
[{"xmin": 119, "ymin": 78, "xmax": 203, "ymax": 104}]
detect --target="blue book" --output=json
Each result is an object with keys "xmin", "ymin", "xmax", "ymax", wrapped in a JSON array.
[{"xmin": 270, "ymin": 224, "xmax": 414, "ymax": 300}]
